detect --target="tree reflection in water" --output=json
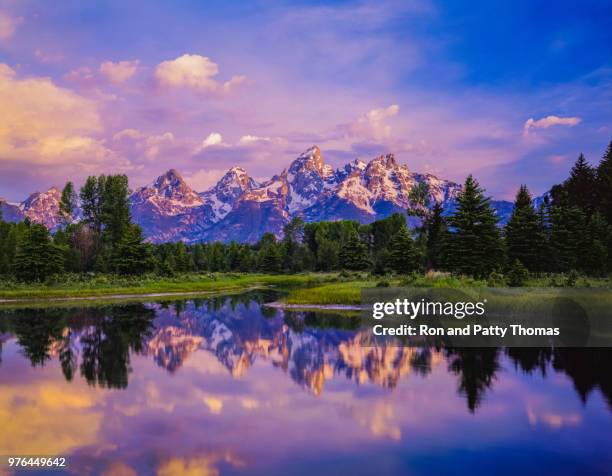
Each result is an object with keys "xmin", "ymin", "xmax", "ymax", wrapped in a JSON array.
[{"xmin": 0, "ymin": 294, "xmax": 610, "ymax": 413}]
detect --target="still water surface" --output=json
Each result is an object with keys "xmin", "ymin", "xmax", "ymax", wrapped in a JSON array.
[{"xmin": 0, "ymin": 292, "xmax": 611, "ymax": 475}]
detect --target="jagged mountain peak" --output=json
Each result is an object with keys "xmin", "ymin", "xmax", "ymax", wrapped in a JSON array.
[
  {"xmin": 289, "ymin": 145, "xmax": 332, "ymax": 178},
  {"xmin": 7, "ymin": 146, "xmax": 516, "ymax": 244},
  {"xmin": 367, "ymin": 153, "xmax": 400, "ymax": 170},
  {"xmin": 338, "ymin": 158, "xmax": 367, "ymax": 179},
  {"xmin": 213, "ymin": 166, "xmax": 257, "ymax": 193}
]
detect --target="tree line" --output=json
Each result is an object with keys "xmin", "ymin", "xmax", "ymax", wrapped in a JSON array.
[{"xmin": 1, "ymin": 141, "xmax": 611, "ymax": 282}]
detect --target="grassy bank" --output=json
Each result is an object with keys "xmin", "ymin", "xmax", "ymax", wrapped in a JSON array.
[
  {"xmin": 282, "ymin": 272, "xmax": 611, "ymax": 305},
  {"xmin": 0, "ymin": 273, "xmax": 336, "ymax": 301},
  {"xmin": 0, "ymin": 271, "xmax": 609, "ymax": 305}
]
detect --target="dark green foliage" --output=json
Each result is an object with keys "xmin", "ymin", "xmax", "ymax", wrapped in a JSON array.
[
  {"xmin": 258, "ymin": 238, "xmax": 282, "ymax": 273},
  {"xmin": 112, "ymin": 225, "xmax": 155, "ymax": 275},
  {"xmin": 564, "ymin": 154, "xmax": 597, "ymax": 214},
  {"xmin": 549, "ymin": 206, "xmax": 586, "ymax": 272},
  {"xmin": 338, "ymin": 230, "xmax": 371, "ymax": 270},
  {"xmin": 507, "ymin": 259, "xmax": 529, "ymax": 287},
  {"xmin": 505, "ymin": 185, "xmax": 547, "ymax": 271},
  {"xmin": 59, "ymin": 182, "xmax": 77, "ymax": 226},
  {"xmin": 387, "ymin": 226, "xmax": 420, "ymax": 274},
  {"xmin": 13, "ymin": 223, "xmax": 64, "ymax": 282},
  {"xmin": 425, "ymin": 203, "xmax": 447, "ymax": 270},
  {"xmin": 2, "ymin": 141, "xmax": 612, "ymax": 280},
  {"xmin": 596, "ymin": 141, "xmax": 612, "ymax": 223},
  {"xmin": 447, "ymin": 175, "xmax": 503, "ymax": 277},
  {"xmin": 101, "ymin": 174, "xmax": 131, "ymax": 244},
  {"xmin": 583, "ymin": 212, "xmax": 611, "ymax": 276}
]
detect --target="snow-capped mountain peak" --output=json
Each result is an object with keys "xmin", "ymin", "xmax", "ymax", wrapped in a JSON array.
[
  {"xmin": 200, "ymin": 166, "xmax": 259, "ymax": 220},
  {"xmin": 4, "ymin": 147, "xmax": 515, "ymax": 243}
]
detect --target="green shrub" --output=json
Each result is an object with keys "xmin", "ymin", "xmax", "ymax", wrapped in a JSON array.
[{"xmin": 507, "ymin": 260, "xmax": 528, "ymax": 287}]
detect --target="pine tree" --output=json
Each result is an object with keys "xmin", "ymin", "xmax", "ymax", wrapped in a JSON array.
[
  {"xmin": 338, "ymin": 231, "xmax": 371, "ymax": 270},
  {"xmin": 447, "ymin": 175, "xmax": 503, "ymax": 277},
  {"xmin": 549, "ymin": 206, "xmax": 586, "ymax": 272},
  {"xmin": 388, "ymin": 226, "xmax": 420, "ymax": 274},
  {"xmin": 596, "ymin": 141, "xmax": 612, "ymax": 223},
  {"xmin": 112, "ymin": 225, "xmax": 154, "ymax": 275},
  {"xmin": 583, "ymin": 212, "xmax": 611, "ymax": 276},
  {"xmin": 505, "ymin": 185, "xmax": 547, "ymax": 271},
  {"xmin": 13, "ymin": 223, "xmax": 64, "ymax": 281},
  {"xmin": 564, "ymin": 154, "xmax": 597, "ymax": 214},
  {"xmin": 425, "ymin": 203, "xmax": 447, "ymax": 270},
  {"xmin": 259, "ymin": 244, "xmax": 282, "ymax": 273}
]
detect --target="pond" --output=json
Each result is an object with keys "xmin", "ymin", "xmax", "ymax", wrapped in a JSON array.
[{"xmin": 0, "ymin": 292, "xmax": 611, "ymax": 475}]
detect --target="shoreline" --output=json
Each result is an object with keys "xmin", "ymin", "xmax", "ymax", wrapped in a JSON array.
[{"xmin": 265, "ymin": 301, "xmax": 365, "ymax": 311}]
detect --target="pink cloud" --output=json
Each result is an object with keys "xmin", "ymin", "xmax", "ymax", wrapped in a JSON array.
[
  {"xmin": 154, "ymin": 54, "xmax": 247, "ymax": 94},
  {"xmin": 100, "ymin": 60, "xmax": 139, "ymax": 84},
  {"xmin": 523, "ymin": 115, "xmax": 582, "ymax": 136}
]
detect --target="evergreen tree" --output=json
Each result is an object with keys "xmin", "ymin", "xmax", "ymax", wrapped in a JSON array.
[
  {"xmin": 59, "ymin": 182, "xmax": 77, "ymax": 226},
  {"xmin": 316, "ymin": 239, "xmax": 339, "ymax": 271},
  {"xmin": 583, "ymin": 212, "xmax": 611, "ymax": 275},
  {"xmin": 425, "ymin": 203, "xmax": 447, "ymax": 270},
  {"xmin": 388, "ymin": 226, "xmax": 420, "ymax": 274},
  {"xmin": 259, "ymin": 244, "xmax": 282, "ymax": 273},
  {"xmin": 339, "ymin": 231, "xmax": 370, "ymax": 270},
  {"xmin": 13, "ymin": 223, "xmax": 64, "ymax": 281},
  {"xmin": 505, "ymin": 185, "xmax": 547, "ymax": 271},
  {"xmin": 596, "ymin": 141, "xmax": 612, "ymax": 223},
  {"xmin": 549, "ymin": 206, "xmax": 586, "ymax": 272},
  {"xmin": 447, "ymin": 175, "xmax": 503, "ymax": 277},
  {"xmin": 112, "ymin": 225, "xmax": 154, "ymax": 275},
  {"xmin": 564, "ymin": 154, "xmax": 597, "ymax": 214}
]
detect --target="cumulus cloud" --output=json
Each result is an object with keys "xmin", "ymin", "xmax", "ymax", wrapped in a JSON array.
[
  {"xmin": 239, "ymin": 135, "xmax": 286, "ymax": 146},
  {"xmin": 0, "ymin": 11, "xmax": 20, "ymax": 40},
  {"xmin": 99, "ymin": 60, "xmax": 139, "ymax": 84},
  {"xmin": 523, "ymin": 115, "xmax": 581, "ymax": 136},
  {"xmin": 154, "ymin": 54, "xmax": 247, "ymax": 94},
  {"xmin": 200, "ymin": 132, "xmax": 224, "ymax": 149},
  {"xmin": 340, "ymin": 104, "xmax": 400, "ymax": 140},
  {"xmin": 112, "ymin": 128, "xmax": 176, "ymax": 160},
  {"xmin": 0, "ymin": 63, "xmax": 109, "ymax": 165}
]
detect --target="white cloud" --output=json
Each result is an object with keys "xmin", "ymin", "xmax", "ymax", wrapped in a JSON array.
[
  {"xmin": 0, "ymin": 11, "xmax": 20, "ymax": 40},
  {"xmin": 523, "ymin": 115, "xmax": 581, "ymax": 136},
  {"xmin": 154, "ymin": 54, "xmax": 247, "ymax": 93},
  {"xmin": 341, "ymin": 104, "xmax": 400, "ymax": 140},
  {"xmin": 201, "ymin": 132, "xmax": 224, "ymax": 149},
  {"xmin": 239, "ymin": 135, "xmax": 286, "ymax": 146},
  {"xmin": 100, "ymin": 60, "xmax": 139, "ymax": 84}
]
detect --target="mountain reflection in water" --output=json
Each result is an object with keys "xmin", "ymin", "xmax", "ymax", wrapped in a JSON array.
[{"xmin": 0, "ymin": 292, "xmax": 610, "ymax": 476}]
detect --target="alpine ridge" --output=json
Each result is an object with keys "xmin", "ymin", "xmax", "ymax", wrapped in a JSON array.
[{"xmin": 1, "ymin": 146, "xmax": 516, "ymax": 243}]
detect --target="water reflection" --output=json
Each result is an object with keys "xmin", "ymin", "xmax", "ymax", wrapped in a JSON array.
[
  {"xmin": 1, "ymin": 295, "xmax": 611, "ymax": 412},
  {"xmin": 0, "ymin": 293, "xmax": 611, "ymax": 475}
]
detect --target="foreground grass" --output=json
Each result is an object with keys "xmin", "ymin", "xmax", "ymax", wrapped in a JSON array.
[
  {"xmin": 0, "ymin": 273, "xmax": 337, "ymax": 301},
  {"xmin": 0, "ymin": 271, "xmax": 609, "ymax": 305},
  {"xmin": 282, "ymin": 272, "xmax": 611, "ymax": 305}
]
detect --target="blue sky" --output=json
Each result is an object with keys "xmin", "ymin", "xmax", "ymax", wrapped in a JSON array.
[{"xmin": 0, "ymin": 0, "xmax": 610, "ymax": 200}]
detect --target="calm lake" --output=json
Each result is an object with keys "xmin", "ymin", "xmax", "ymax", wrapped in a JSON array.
[{"xmin": 0, "ymin": 292, "xmax": 611, "ymax": 476}]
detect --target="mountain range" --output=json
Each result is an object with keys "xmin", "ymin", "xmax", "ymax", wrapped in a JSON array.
[{"xmin": 0, "ymin": 146, "xmax": 516, "ymax": 243}]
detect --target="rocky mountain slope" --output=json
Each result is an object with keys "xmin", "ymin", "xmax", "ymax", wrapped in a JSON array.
[{"xmin": 1, "ymin": 146, "xmax": 516, "ymax": 243}]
